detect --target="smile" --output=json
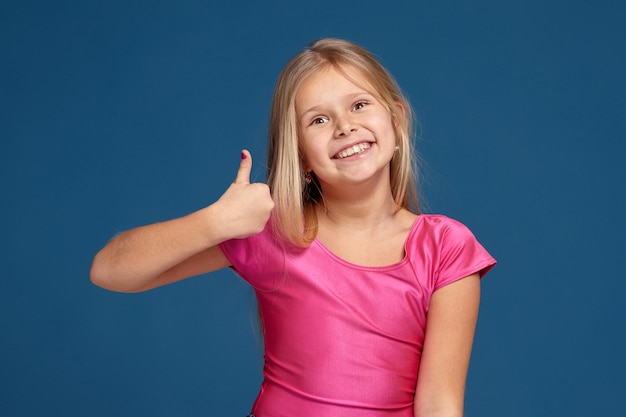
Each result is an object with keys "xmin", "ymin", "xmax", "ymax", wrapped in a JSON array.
[{"xmin": 334, "ymin": 142, "xmax": 371, "ymax": 159}]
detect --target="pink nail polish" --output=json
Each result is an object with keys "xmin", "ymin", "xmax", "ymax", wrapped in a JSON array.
[{"xmin": 241, "ymin": 151, "xmax": 247, "ymax": 160}]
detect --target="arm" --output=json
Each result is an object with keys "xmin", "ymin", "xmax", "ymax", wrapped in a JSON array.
[
  {"xmin": 414, "ymin": 273, "xmax": 481, "ymax": 417},
  {"xmin": 90, "ymin": 150, "xmax": 273, "ymax": 293}
]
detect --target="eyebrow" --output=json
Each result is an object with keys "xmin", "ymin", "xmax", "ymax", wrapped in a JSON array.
[{"xmin": 298, "ymin": 92, "xmax": 374, "ymax": 120}]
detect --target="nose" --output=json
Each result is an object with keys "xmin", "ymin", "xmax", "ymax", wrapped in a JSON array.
[{"xmin": 334, "ymin": 114, "xmax": 357, "ymax": 138}]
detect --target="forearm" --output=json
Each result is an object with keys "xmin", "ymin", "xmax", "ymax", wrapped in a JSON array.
[
  {"xmin": 90, "ymin": 204, "xmax": 227, "ymax": 293},
  {"xmin": 90, "ymin": 150, "xmax": 273, "ymax": 293}
]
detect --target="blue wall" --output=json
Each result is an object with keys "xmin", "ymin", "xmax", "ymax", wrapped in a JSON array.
[{"xmin": 2, "ymin": 1, "xmax": 625, "ymax": 415}]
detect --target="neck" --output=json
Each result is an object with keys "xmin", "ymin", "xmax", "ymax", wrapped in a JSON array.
[{"xmin": 315, "ymin": 179, "xmax": 400, "ymax": 231}]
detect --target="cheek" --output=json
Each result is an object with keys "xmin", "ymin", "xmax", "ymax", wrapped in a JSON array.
[
  {"xmin": 301, "ymin": 131, "xmax": 322, "ymax": 152},
  {"xmin": 303, "ymin": 142, "xmax": 323, "ymax": 162},
  {"xmin": 373, "ymin": 114, "xmax": 397, "ymax": 138},
  {"xmin": 299, "ymin": 135, "xmax": 320, "ymax": 168}
]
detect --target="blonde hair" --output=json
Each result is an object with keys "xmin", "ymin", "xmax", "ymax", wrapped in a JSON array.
[{"xmin": 267, "ymin": 38, "xmax": 420, "ymax": 247}]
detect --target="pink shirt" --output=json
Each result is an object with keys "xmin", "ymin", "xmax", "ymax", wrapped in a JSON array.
[{"xmin": 220, "ymin": 214, "xmax": 495, "ymax": 417}]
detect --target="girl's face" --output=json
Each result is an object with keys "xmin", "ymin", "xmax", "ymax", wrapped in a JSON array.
[{"xmin": 295, "ymin": 66, "xmax": 398, "ymax": 194}]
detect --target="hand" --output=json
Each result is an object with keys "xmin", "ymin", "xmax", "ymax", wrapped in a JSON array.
[{"xmin": 213, "ymin": 149, "xmax": 274, "ymax": 240}]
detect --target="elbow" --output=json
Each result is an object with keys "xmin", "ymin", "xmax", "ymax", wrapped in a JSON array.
[
  {"xmin": 89, "ymin": 252, "xmax": 114, "ymax": 290},
  {"xmin": 89, "ymin": 251, "xmax": 138, "ymax": 293}
]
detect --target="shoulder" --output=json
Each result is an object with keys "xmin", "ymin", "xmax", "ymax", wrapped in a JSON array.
[
  {"xmin": 410, "ymin": 214, "xmax": 476, "ymax": 244},
  {"xmin": 407, "ymin": 214, "xmax": 496, "ymax": 285},
  {"xmin": 218, "ymin": 219, "xmax": 294, "ymax": 289},
  {"xmin": 405, "ymin": 214, "xmax": 472, "ymax": 260},
  {"xmin": 417, "ymin": 213, "xmax": 467, "ymax": 228},
  {"xmin": 219, "ymin": 219, "xmax": 285, "ymax": 266}
]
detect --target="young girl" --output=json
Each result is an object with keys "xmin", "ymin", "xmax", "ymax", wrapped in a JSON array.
[{"xmin": 91, "ymin": 38, "xmax": 496, "ymax": 417}]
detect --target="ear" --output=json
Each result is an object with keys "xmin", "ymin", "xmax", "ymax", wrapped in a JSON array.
[
  {"xmin": 390, "ymin": 102, "xmax": 406, "ymax": 141},
  {"xmin": 392, "ymin": 101, "xmax": 406, "ymax": 128}
]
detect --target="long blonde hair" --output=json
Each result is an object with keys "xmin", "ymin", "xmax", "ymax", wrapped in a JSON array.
[{"xmin": 267, "ymin": 38, "xmax": 420, "ymax": 247}]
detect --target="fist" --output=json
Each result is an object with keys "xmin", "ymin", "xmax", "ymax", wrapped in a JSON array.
[{"xmin": 215, "ymin": 150, "xmax": 274, "ymax": 239}]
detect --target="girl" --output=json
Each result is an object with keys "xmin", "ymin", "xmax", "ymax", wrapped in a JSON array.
[{"xmin": 91, "ymin": 38, "xmax": 496, "ymax": 417}]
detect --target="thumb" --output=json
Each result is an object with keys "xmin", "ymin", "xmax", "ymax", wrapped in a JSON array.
[{"xmin": 234, "ymin": 149, "xmax": 252, "ymax": 184}]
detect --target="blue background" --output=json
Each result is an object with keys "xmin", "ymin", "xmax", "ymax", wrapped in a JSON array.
[{"xmin": 2, "ymin": 0, "xmax": 625, "ymax": 415}]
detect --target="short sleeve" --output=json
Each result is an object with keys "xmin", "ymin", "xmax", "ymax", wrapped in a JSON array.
[
  {"xmin": 218, "ymin": 221, "xmax": 287, "ymax": 290},
  {"xmin": 433, "ymin": 216, "xmax": 496, "ymax": 290}
]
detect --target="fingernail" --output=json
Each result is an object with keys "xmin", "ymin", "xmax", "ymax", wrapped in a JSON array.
[{"xmin": 241, "ymin": 151, "xmax": 247, "ymax": 160}]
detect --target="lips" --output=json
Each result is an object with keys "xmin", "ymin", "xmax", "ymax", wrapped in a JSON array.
[{"xmin": 333, "ymin": 142, "xmax": 371, "ymax": 159}]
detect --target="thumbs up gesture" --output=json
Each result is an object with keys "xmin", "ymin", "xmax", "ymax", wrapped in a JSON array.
[{"xmin": 213, "ymin": 150, "xmax": 274, "ymax": 240}]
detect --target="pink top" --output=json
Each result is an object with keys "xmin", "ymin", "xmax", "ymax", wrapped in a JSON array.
[{"xmin": 220, "ymin": 214, "xmax": 496, "ymax": 417}]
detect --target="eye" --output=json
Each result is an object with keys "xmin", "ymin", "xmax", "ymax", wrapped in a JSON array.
[
  {"xmin": 311, "ymin": 116, "xmax": 328, "ymax": 125},
  {"xmin": 353, "ymin": 101, "xmax": 368, "ymax": 111}
]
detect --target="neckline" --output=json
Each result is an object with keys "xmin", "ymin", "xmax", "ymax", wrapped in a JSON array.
[{"xmin": 312, "ymin": 215, "xmax": 422, "ymax": 271}]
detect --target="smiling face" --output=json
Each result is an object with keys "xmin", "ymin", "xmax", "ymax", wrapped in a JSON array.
[{"xmin": 295, "ymin": 65, "xmax": 399, "ymax": 195}]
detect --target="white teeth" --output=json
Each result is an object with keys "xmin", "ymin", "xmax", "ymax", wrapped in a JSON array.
[{"xmin": 336, "ymin": 143, "xmax": 371, "ymax": 159}]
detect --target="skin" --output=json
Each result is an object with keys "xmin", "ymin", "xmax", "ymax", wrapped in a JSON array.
[
  {"xmin": 296, "ymin": 66, "xmax": 399, "ymax": 198},
  {"xmin": 296, "ymin": 67, "xmax": 479, "ymax": 416},
  {"xmin": 414, "ymin": 274, "xmax": 480, "ymax": 417},
  {"xmin": 89, "ymin": 149, "xmax": 270, "ymax": 293},
  {"xmin": 90, "ymin": 66, "xmax": 480, "ymax": 417},
  {"xmin": 296, "ymin": 66, "xmax": 417, "ymax": 266}
]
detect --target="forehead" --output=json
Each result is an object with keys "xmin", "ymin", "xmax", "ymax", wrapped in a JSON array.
[{"xmin": 295, "ymin": 65, "xmax": 374, "ymax": 108}]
